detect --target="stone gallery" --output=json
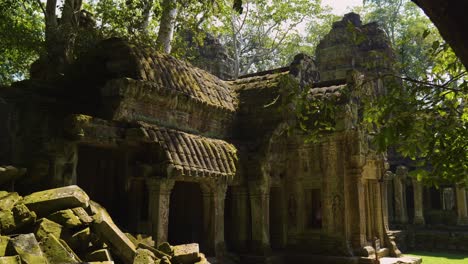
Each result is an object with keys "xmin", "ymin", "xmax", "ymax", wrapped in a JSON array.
[{"xmin": 0, "ymin": 13, "xmax": 424, "ymax": 263}]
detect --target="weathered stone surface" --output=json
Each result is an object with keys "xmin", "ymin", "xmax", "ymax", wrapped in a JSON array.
[
  {"xmin": 72, "ymin": 207, "xmax": 93, "ymax": 224},
  {"xmin": 133, "ymin": 248, "xmax": 156, "ymax": 264},
  {"xmin": 34, "ymin": 218, "xmax": 64, "ymax": 241},
  {"xmin": 39, "ymin": 233, "xmax": 80, "ymax": 263},
  {"xmin": 86, "ymin": 248, "xmax": 113, "ymax": 261},
  {"xmin": 0, "ymin": 210, "xmax": 15, "ymax": 233},
  {"xmin": 0, "ymin": 256, "xmax": 21, "ymax": 264},
  {"xmin": 91, "ymin": 201, "xmax": 136, "ymax": 263},
  {"xmin": 158, "ymin": 242, "xmax": 174, "ymax": 256},
  {"xmin": 0, "ymin": 236, "xmax": 9, "ymax": 257},
  {"xmin": 47, "ymin": 209, "xmax": 82, "ymax": 228},
  {"xmin": 67, "ymin": 227, "xmax": 92, "ymax": 252},
  {"xmin": 0, "ymin": 193, "xmax": 21, "ymax": 211},
  {"xmin": 172, "ymin": 252, "xmax": 200, "ymax": 264},
  {"xmin": 22, "ymin": 185, "xmax": 89, "ymax": 217},
  {"xmin": 10, "ymin": 233, "xmax": 48, "ymax": 264},
  {"xmin": 173, "ymin": 243, "xmax": 199, "ymax": 256},
  {"xmin": 12, "ymin": 203, "xmax": 36, "ymax": 228},
  {"xmin": 138, "ymin": 243, "xmax": 170, "ymax": 259}
]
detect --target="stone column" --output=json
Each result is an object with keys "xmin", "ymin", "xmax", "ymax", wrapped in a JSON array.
[
  {"xmin": 146, "ymin": 178, "xmax": 175, "ymax": 245},
  {"xmin": 248, "ymin": 182, "xmax": 271, "ymax": 254},
  {"xmin": 345, "ymin": 165, "xmax": 366, "ymax": 249},
  {"xmin": 393, "ymin": 166, "xmax": 408, "ymax": 224},
  {"xmin": 456, "ymin": 185, "xmax": 468, "ymax": 226},
  {"xmin": 201, "ymin": 181, "xmax": 228, "ymax": 257},
  {"xmin": 412, "ymin": 178, "xmax": 425, "ymax": 225},
  {"xmin": 384, "ymin": 171, "xmax": 394, "ymax": 224}
]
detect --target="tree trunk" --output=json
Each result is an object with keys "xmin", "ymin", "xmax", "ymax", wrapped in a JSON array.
[
  {"xmin": 44, "ymin": 0, "xmax": 82, "ymax": 77},
  {"xmin": 156, "ymin": 0, "xmax": 178, "ymax": 54},
  {"xmin": 412, "ymin": 0, "xmax": 468, "ymax": 70}
]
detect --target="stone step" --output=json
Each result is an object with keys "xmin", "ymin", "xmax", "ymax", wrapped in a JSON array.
[{"xmin": 379, "ymin": 256, "xmax": 422, "ymax": 264}]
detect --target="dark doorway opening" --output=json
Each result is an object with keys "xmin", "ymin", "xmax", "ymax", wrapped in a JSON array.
[
  {"xmin": 269, "ymin": 187, "xmax": 285, "ymax": 250},
  {"xmin": 76, "ymin": 145, "xmax": 127, "ymax": 227},
  {"xmin": 406, "ymin": 186, "xmax": 414, "ymax": 223},
  {"xmin": 168, "ymin": 182, "xmax": 203, "ymax": 246}
]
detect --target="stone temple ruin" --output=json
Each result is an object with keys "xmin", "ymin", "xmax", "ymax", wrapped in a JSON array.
[{"xmin": 0, "ymin": 13, "xmax": 431, "ymax": 263}]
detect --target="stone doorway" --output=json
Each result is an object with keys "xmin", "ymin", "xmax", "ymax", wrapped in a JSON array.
[
  {"xmin": 406, "ymin": 185, "xmax": 415, "ymax": 223},
  {"xmin": 76, "ymin": 145, "xmax": 127, "ymax": 226},
  {"xmin": 269, "ymin": 187, "xmax": 285, "ymax": 250},
  {"xmin": 168, "ymin": 181, "xmax": 203, "ymax": 246}
]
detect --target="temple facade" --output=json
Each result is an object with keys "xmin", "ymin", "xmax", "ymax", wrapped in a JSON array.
[{"xmin": 0, "ymin": 13, "xmax": 423, "ymax": 263}]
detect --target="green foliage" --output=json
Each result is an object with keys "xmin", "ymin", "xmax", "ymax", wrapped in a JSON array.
[{"xmin": 0, "ymin": 0, "xmax": 44, "ymax": 85}]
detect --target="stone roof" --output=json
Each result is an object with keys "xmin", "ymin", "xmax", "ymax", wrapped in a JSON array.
[
  {"xmin": 308, "ymin": 80, "xmax": 347, "ymax": 100},
  {"xmin": 95, "ymin": 39, "xmax": 238, "ymax": 112},
  {"xmin": 66, "ymin": 114, "xmax": 238, "ymax": 180},
  {"xmin": 228, "ymin": 67, "xmax": 290, "ymax": 91},
  {"xmin": 140, "ymin": 124, "xmax": 238, "ymax": 179}
]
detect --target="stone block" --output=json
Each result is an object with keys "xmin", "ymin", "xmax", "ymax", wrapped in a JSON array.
[
  {"xmin": 22, "ymin": 185, "xmax": 90, "ymax": 217},
  {"xmin": 0, "ymin": 256, "xmax": 21, "ymax": 264},
  {"xmin": 0, "ymin": 211, "xmax": 15, "ymax": 234},
  {"xmin": 0, "ymin": 236, "xmax": 9, "ymax": 257},
  {"xmin": 34, "ymin": 218, "xmax": 64, "ymax": 241},
  {"xmin": 86, "ymin": 248, "xmax": 113, "ymax": 261},
  {"xmin": 72, "ymin": 207, "xmax": 93, "ymax": 224},
  {"xmin": 12, "ymin": 204, "xmax": 36, "ymax": 228},
  {"xmin": 39, "ymin": 233, "xmax": 80, "ymax": 263},
  {"xmin": 138, "ymin": 243, "xmax": 170, "ymax": 259},
  {"xmin": 133, "ymin": 248, "xmax": 156, "ymax": 264},
  {"xmin": 158, "ymin": 242, "xmax": 174, "ymax": 256},
  {"xmin": 47, "ymin": 209, "xmax": 82, "ymax": 228},
  {"xmin": 0, "ymin": 193, "xmax": 21, "ymax": 211},
  {"xmin": 173, "ymin": 243, "xmax": 199, "ymax": 256},
  {"xmin": 91, "ymin": 201, "xmax": 136, "ymax": 263},
  {"xmin": 172, "ymin": 252, "xmax": 200, "ymax": 264},
  {"xmin": 10, "ymin": 233, "xmax": 48, "ymax": 264},
  {"xmin": 67, "ymin": 227, "xmax": 92, "ymax": 253}
]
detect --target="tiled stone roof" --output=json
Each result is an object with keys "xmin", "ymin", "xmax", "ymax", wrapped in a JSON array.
[
  {"xmin": 99, "ymin": 39, "xmax": 238, "ymax": 112},
  {"xmin": 139, "ymin": 123, "xmax": 238, "ymax": 179},
  {"xmin": 309, "ymin": 81, "xmax": 347, "ymax": 100},
  {"xmin": 228, "ymin": 68, "xmax": 290, "ymax": 91}
]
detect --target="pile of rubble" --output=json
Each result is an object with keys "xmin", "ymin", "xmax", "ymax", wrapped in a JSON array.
[{"xmin": 0, "ymin": 185, "xmax": 209, "ymax": 264}]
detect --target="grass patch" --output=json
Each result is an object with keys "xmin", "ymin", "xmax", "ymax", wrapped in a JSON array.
[{"xmin": 405, "ymin": 251, "xmax": 468, "ymax": 264}]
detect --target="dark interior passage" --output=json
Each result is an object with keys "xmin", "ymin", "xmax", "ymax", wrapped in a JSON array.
[
  {"xmin": 168, "ymin": 181, "xmax": 203, "ymax": 245},
  {"xmin": 77, "ymin": 145, "xmax": 128, "ymax": 227}
]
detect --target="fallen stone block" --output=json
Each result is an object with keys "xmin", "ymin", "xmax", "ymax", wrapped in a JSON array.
[
  {"xmin": 172, "ymin": 252, "xmax": 200, "ymax": 264},
  {"xmin": 67, "ymin": 227, "xmax": 92, "ymax": 253},
  {"xmin": 12, "ymin": 204, "xmax": 36, "ymax": 229},
  {"xmin": 0, "ymin": 211, "xmax": 15, "ymax": 234},
  {"xmin": 138, "ymin": 242, "xmax": 170, "ymax": 259},
  {"xmin": 0, "ymin": 192, "xmax": 9, "ymax": 199},
  {"xmin": 0, "ymin": 205, "xmax": 36, "ymax": 234},
  {"xmin": 34, "ymin": 218, "xmax": 64, "ymax": 241},
  {"xmin": 158, "ymin": 242, "xmax": 174, "ymax": 256},
  {"xmin": 0, "ymin": 256, "xmax": 21, "ymax": 264},
  {"xmin": 173, "ymin": 243, "xmax": 199, "ymax": 256},
  {"xmin": 86, "ymin": 248, "xmax": 113, "ymax": 262},
  {"xmin": 22, "ymin": 185, "xmax": 90, "ymax": 217},
  {"xmin": 0, "ymin": 193, "xmax": 21, "ymax": 211},
  {"xmin": 10, "ymin": 233, "xmax": 48, "ymax": 264},
  {"xmin": 72, "ymin": 207, "xmax": 93, "ymax": 224},
  {"xmin": 91, "ymin": 201, "xmax": 136, "ymax": 264},
  {"xmin": 48, "ymin": 208, "xmax": 82, "ymax": 228},
  {"xmin": 133, "ymin": 248, "xmax": 156, "ymax": 264},
  {"xmin": 39, "ymin": 233, "xmax": 81, "ymax": 263},
  {"xmin": 0, "ymin": 236, "xmax": 9, "ymax": 257}
]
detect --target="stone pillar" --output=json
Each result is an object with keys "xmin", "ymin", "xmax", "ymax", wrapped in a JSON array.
[
  {"xmin": 249, "ymin": 182, "xmax": 270, "ymax": 254},
  {"xmin": 146, "ymin": 178, "xmax": 175, "ymax": 245},
  {"xmin": 393, "ymin": 166, "xmax": 408, "ymax": 224},
  {"xmin": 384, "ymin": 171, "xmax": 394, "ymax": 224},
  {"xmin": 456, "ymin": 185, "xmax": 468, "ymax": 226},
  {"xmin": 201, "ymin": 181, "xmax": 227, "ymax": 257},
  {"xmin": 412, "ymin": 178, "xmax": 425, "ymax": 225}
]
